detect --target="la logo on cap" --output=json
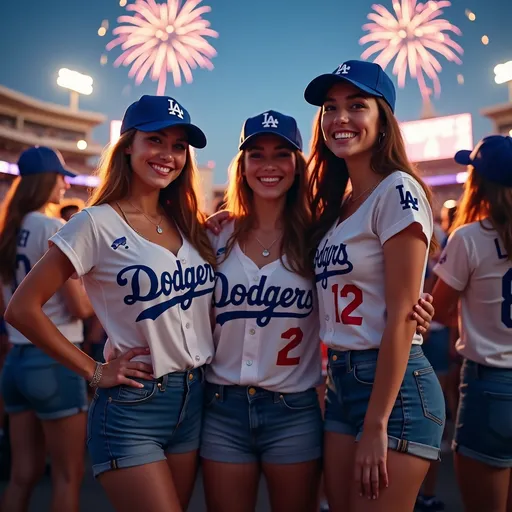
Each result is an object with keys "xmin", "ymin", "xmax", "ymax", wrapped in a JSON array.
[
  {"xmin": 336, "ymin": 63, "xmax": 350, "ymax": 75},
  {"xmin": 168, "ymin": 99, "xmax": 184, "ymax": 119},
  {"xmin": 262, "ymin": 112, "xmax": 279, "ymax": 128}
]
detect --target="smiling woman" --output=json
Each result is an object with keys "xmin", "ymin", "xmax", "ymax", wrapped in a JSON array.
[{"xmin": 4, "ymin": 95, "xmax": 216, "ymax": 512}]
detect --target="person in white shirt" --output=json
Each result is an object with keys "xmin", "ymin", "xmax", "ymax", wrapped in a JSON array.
[
  {"xmin": 0, "ymin": 146, "xmax": 93, "ymax": 512},
  {"xmin": 432, "ymin": 135, "xmax": 512, "ymax": 512},
  {"xmin": 5, "ymin": 95, "xmax": 216, "ymax": 512},
  {"xmin": 304, "ymin": 60, "xmax": 445, "ymax": 511},
  {"xmin": 201, "ymin": 110, "xmax": 323, "ymax": 512}
]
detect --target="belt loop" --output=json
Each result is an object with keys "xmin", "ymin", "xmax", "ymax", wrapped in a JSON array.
[
  {"xmin": 157, "ymin": 374, "xmax": 167, "ymax": 392},
  {"xmin": 218, "ymin": 384, "xmax": 224, "ymax": 402},
  {"xmin": 347, "ymin": 351, "xmax": 352, "ymax": 373}
]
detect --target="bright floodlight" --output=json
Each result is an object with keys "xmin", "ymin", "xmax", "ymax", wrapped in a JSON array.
[
  {"xmin": 57, "ymin": 68, "xmax": 93, "ymax": 95},
  {"xmin": 494, "ymin": 61, "xmax": 512, "ymax": 85},
  {"xmin": 76, "ymin": 140, "xmax": 88, "ymax": 150}
]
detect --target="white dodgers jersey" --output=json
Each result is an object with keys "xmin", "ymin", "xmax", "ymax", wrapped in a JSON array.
[
  {"xmin": 50, "ymin": 204, "xmax": 215, "ymax": 378},
  {"xmin": 2, "ymin": 212, "xmax": 83, "ymax": 344},
  {"xmin": 314, "ymin": 171, "xmax": 433, "ymax": 351},
  {"xmin": 434, "ymin": 220, "xmax": 512, "ymax": 368},
  {"xmin": 208, "ymin": 222, "xmax": 322, "ymax": 393}
]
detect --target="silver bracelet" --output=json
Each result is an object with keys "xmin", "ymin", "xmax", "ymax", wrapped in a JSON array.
[{"xmin": 89, "ymin": 362, "xmax": 103, "ymax": 388}]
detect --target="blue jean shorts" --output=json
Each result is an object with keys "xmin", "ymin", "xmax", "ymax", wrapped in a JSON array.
[
  {"xmin": 200, "ymin": 383, "xmax": 323, "ymax": 465},
  {"xmin": 422, "ymin": 328, "xmax": 450, "ymax": 375},
  {"xmin": 453, "ymin": 359, "xmax": 512, "ymax": 468},
  {"xmin": 87, "ymin": 367, "xmax": 204, "ymax": 477},
  {"xmin": 325, "ymin": 345, "xmax": 445, "ymax": 461},
  {"xmin": 1, "ymin": 344, "xmax": 88, "ymax": 420}
]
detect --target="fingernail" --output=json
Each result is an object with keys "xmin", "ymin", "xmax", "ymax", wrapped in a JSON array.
[{"xmin": 138, "ymin": 383, "xmax": 144, "ymax": 388}]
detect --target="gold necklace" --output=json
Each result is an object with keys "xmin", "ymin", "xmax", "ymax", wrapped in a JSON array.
[
  {"xmin": 348, "ymin": 181, "xmax": 380, "ymax": 204},
  {"xmin": 127, "ymin": 200, "xmax": 164, "ymax": 234}
]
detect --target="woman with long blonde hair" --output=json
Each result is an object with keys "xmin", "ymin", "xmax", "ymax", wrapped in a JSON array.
[
  {"xmin": 0, "ymin": 146, "xmax": 92, "ymax": 512},
  {"xmin": 432, "ymin": 135, "xmax": 512, "ymax": 512},
  {"xmin": 5, "ymin": 95, "xmax": 216, "ymax": 511},
  {"xmin": 305, "ymin": 59, "xmax": 445, "ymax": 511}
]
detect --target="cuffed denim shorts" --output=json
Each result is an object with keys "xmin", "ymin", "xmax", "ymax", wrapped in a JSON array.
[
  {"xmin": 453, "ymin": 359, "xmax": 512, "ymax": 468},
  {"xmin": 87, "ymin": 367, "xmax": 204, "ymax": 477},
  {"xmin": 1, "ymin": 344, "xmax": 88, "ymax": 420},
  {"xmin": 325, "ymin": 345, "xmax": 445, "ymax": 461},
  {"xmin": 200, "ymin": 383, "xmax": 323, "ymax": 465}
]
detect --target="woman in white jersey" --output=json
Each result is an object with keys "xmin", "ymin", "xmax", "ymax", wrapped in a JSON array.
[
  {"xmin": 5, "ymin": 95, "xmax": 216, "ymax": 511},
  {"xmin": 304, "ymin": 60, "xmax": 445, "ymax": 510},
  {"xmin": 432, "ymin": 135, "xmax": 512, "ymax": 512},
  {"xmin": 0, "ymin": 146, "xmax": 92, "ymax": 512},
  {"xmin": 201, "ymin": 110, "xmax": 323, "ymax": 511}
]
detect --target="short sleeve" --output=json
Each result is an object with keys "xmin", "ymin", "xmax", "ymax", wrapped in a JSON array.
[
  {"xmin": 49, "ymin": 209, "xmax": 100, "ymax": 277},
  {"xmin": 433, "ymin": 228, "xmax": 472, "ymax": 291},
  {"xmin": 373, "ymin": 174, "xmax": 433, "ymax": 246}
]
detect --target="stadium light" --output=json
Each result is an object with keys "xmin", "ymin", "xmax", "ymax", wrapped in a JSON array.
[
  {"xmin": 57, "ymin": 68, "xmax": 93, "ymax": 111},
  {"xmin": 494, "ymin": 61, "xmax": 512, "ymax": 101}
]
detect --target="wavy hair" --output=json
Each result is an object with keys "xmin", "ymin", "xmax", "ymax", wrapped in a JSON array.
[
  {"xmin": 307, "ymin": 98, "xmax": 436, "ymax": 258},
  {"xmin": 89, "ymin": 130, "xmax": 215, "ymax": 266},
  {"xmin": 222, "ymin": 148, "xmax": 312, "ymax": 277},
  {"xmin": 452, "ymin": 167, "xmax": 512, "ymax": 260}
]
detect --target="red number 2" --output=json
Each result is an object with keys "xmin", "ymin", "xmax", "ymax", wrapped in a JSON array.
[
  {"xmin": 331, "ymin": 284, "xmax": 363, "ymax": 325},
  {"xmin": 276, "ymin": 327, "xmax": 303, "ymax": 366}
]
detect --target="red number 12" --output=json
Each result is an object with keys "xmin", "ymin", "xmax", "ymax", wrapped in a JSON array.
[{"xmin": 331, "ymin": 284, "xmax": 363, "ymax": 325}]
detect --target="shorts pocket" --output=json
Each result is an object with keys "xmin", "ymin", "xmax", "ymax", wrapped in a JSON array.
[
  {"xmin": 352, "ymin": 362, "xmax": 377, "ymax": 385},
  {"xmin": 110, "ymin": 381, "xmax": 157, "ymax": 405},
  {"xmin": 279, "ymin": 389, "xmax": 319, "ymax": 411},
  {"xmin": 485, "ymin": 391, "xmax": 512, "ymax": 440},
  {"xmin": 413, "ymin": 366, "xmax": 445, "ymax": 426}
]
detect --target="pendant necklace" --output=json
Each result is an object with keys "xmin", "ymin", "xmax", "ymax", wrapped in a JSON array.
[
  {"xmin": 254, "ymin": 235, "xmax": 280, "ymax": 258},
  {"xmin": 127, "ymin": 200, "xmax": 164, "ymax": 234}
]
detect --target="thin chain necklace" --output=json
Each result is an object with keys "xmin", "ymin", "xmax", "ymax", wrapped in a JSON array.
[
  {"xmin": 116, "ymin": 201, "xmax": 158, "ymax": 243},
  {"xmin": 253, "ymin": 234, "xmax": 281, "ymax": 258},
  {"xmin": 127, "ymin": 200, "xmax": 164, "ymax": 234},
  {"xmin": 348, "ymin": 181, "xmax": 380, "ymax": 204}
]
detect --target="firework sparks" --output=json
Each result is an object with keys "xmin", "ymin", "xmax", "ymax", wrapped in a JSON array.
[
  {"xmin": 359, "ymin": 0, "xmax": 463, "ymax": 105},
  {"xmin": 107, "ymin": 0, "xmax": 218, "ymax": 95}
]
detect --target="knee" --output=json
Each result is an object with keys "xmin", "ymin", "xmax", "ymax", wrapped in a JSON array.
[
  {"xmin": 51, "ymin": 460, "xmax": 85, "ymax": 485},
  {"xmin": 10, "ymin": 462, "xmax": 45, "ymax": 489}
]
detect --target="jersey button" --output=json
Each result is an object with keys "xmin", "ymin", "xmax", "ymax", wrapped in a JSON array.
[
  {"xmin": 253, "ymin": 276, "xmax": 258, "ymax": 282},
  {"xmin": 185, "ymin": 322, "xmax": 190, "ymax": 329},
  {"xmin": 325, "ymin": 315, "xmax": 330, "ymax": 321},
  {"xmin": 195, "ymin": 355, "xmax": 200, "ymax": 362},
  {"xmin": 181, "ymin": 258, "xmax": 187, "ymax": 264},
  {"xmin": 249, "ymin": 328, "xmax": 256, "ymax": 335},
  {"xmin": 248, "ymin": 387, "xmax": 256, "ymax": 395},
  {"xmin": 246, "ymin": 360, "xmax": 253, "ymax": 366}
]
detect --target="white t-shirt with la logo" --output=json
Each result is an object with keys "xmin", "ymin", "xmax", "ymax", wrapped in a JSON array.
[
  {"xmin": 50, "ymin": 204, "xmax": 215, "ymax": 378},
  {"xmin": 207, "ymin": 222, "xmax": 322, "ymax": 393},
  {"xmin": 434, "ymin": 220, "xmax": 512, "ymax": 368},
  {"xmin": 314, "ymin": 171, "xmax": 433, "ymax": 350}
]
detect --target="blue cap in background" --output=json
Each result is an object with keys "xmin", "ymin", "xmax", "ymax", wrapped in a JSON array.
[{"xmin": 17, "ymin": 146, "xmax": 76, "ymax": 178}]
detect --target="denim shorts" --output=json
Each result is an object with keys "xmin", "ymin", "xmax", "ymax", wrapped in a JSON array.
[
  {"xmin": 422, "ymin": 328, "xmax": 450, "ymax": 375},
  {"xmin": 87, "ymin": 367, "xmax": 204, "ymax": 477},
  {"xmin": 325, "ymin": 345, "xmax": 445, "ymax": 461},
  {"xmin": 1, "ymin": 344, "xmax": 88, "ymax": 420},
  {"xmin": 453, "ymin": 359, "xmax": 512, "ymax": 468},
  {"xmin": 200, "ymin": 383, "xmax": 323, "ymax": 465}
]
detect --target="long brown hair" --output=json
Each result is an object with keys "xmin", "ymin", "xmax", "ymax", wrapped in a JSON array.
[
  {"xmin": 89, "ymin": 130, "xmax": 216, "ymax": 266},
  {"xmin": 223, "ymin": 148, "xmax": 312, "ymax": 277},
  {"xmin": 308, "ymin": 98, "xmax": 436, "ymax": 257},
  {"xmin": 0, "ymin": 173, "xmax": 59, "ymax": 284},
  {"xmin": 452, "ymin": 168, "xmax": 512, "ymax": 260}
]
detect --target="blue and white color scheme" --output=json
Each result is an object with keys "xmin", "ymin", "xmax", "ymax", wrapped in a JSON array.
[
  {"xmin": 2, "ymin": 212, "xmax": 83, "ymax": 344},
  {"xmin": 314, "ymin": 171, "xmax": 433, "ymax": 350},
  {"xmin": 208, "ymin": 222, "xmax": 322, "ymax": 393},
  {"xmin": 50, "ymin": 204, "xmax": 215, "ymax": 378},
  {"xmin": 434, "ymin": 220, "xmax": 512, "ymax": 367}
]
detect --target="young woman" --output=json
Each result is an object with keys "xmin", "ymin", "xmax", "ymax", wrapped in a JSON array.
[
  {"xmin": 304, "ymin": 60, "xmax": 445, "ymax": 511},
  {"xmin": 5, "ymin": 95, "xmax": 216, "ymax": 512},
  {"xmin": 0, "ymin": 146, "xmax": 93, "ymax": 512},
  {"xmin": 432, "ymin": 135, "xmax": 512, "ymax": 512},
  {"xmin": 204, "ymin": 108, "xmax": 435, "ymax": 511},
  {"xmin": 201, "ymin": 110, "xmax": 324, "ymax": 512}
]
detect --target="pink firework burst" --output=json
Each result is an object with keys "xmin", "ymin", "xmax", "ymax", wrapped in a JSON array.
[
  {"xmin": 359, "ymin": 0, "xmax": 463, "ymax": 104},
  {"xmin": 107, "ymin": 0, "xmax": 218, "ymax": 95}
]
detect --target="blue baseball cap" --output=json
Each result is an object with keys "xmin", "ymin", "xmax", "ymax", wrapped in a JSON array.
[
  {"xmin": 17, "ymin": 146, "xmax": 76, "ymax": 178},
  {"xmin": 120, "ymin": 95, "xmax": 207, "ymax": 149},
  {"xmin": 239, "ymin": 110, "xmax": 303, "ymax": 151},
  {"xmin": 304, "ymin": 60, "xmax": 396, "ymax": 112},
  {"xmin": 454, "ymin": 135, "xmax": 512, "ymax": 187}
]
